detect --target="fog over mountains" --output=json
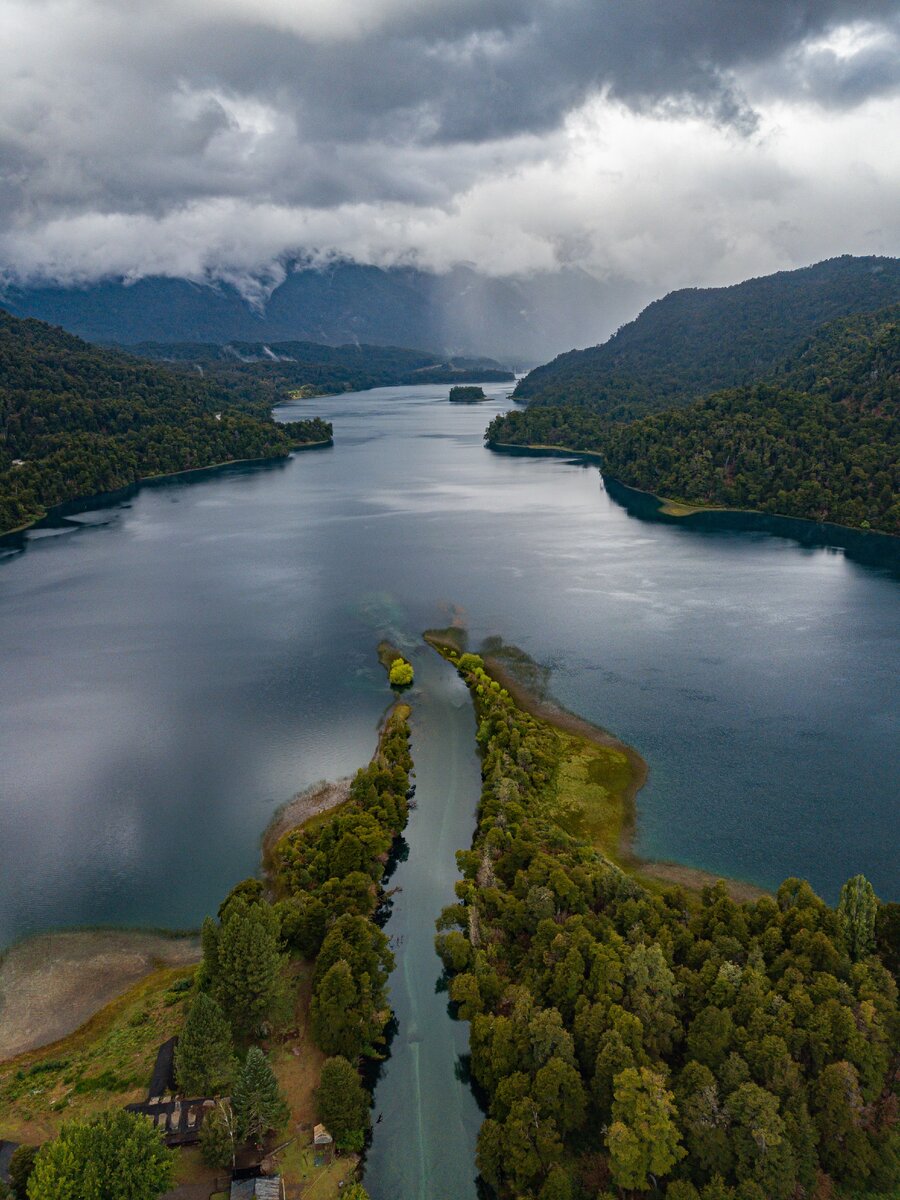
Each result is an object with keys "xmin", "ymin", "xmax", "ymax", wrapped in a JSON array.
[{"xmin": 0, "ymin": 263, "xmax": 648, "ymax": 364}]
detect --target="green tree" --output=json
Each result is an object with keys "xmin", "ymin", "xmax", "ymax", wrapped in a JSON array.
[
  {"xmin": 533, "ymin": 1056, "xmax": 587, "ymax": 1135},
  {"xmin": 838, "ymin": 874, "xmax": 878, "ymax": 961},
  {"xmin": 213, "ymin": 898, "xmax": 284, "ymax": 1037},
  {"xmin": 311, "ymin": 959, "xmax": 370, "ymax": 1059},
  {"xmin": 175, "ymin": 992, "xmax": 234, "ymax": 1095},
  {"xmin": 389, "ymin": 658, "xmax": 414, "ymax": 687},
  {"xmin": 315, "ymin": 1056, "xmax": 371, "ymax": 1150},
  {"xmin": 726, "ymin": 1082, "xmax": 795, "ymax": 1199},
  {"xmin": 8, "ymin": 1146, "xmax": 38, "ymax": 1200},
  {"xmin": 606, "ymin": 1067, "xmax": 685, "ymax": 1192},
  {"xmin": 26, "ymin": 1112, "xmax": 173, "ymax": 1200},
  {"xmin": 198, "ymin": 1101, "xmax": 236, "ymax": 1169},
  {"xmin": 231, "ymin": 1047, "xmax": 289, "ymax": 1146}
]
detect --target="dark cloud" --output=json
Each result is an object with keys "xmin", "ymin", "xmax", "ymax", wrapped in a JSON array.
[{"xmin": 0, "ymin": 0, "xmax": 897, "ymax": 288}]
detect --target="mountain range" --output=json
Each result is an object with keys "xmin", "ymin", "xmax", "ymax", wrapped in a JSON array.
[{"xmin": 0, "ymin": 262, "xmax": 644, "ymax": 365}]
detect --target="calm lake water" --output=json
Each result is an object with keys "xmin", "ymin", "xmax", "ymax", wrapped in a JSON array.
[
  {"xmin": 1, "ymin": 382, "xmax": 898, "ymax": 956},
  {"xmin": 2, "ymin": 380, "xmax": 898, "ymax": 1197}
]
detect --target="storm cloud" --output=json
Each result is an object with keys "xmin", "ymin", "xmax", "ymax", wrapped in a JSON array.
[{"xmin": 1, "ymin": 0, "xmax": 898, "ymax": 304}]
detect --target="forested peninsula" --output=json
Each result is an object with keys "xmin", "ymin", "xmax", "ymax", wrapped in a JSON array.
[
  {"xmin": 0, "ymin": 312, "xmax": 332, "ymax": 536},
  {"xmin": 433, "ymin": 644, "xmax": 900, "ymax": 1200},
  {"xmin": 488, "ymin": 305, "xmax": 899, "ymax": 533},
  {"xmin": 0, "ymin": 695, "xmax": 413, "ymax": 1198}
]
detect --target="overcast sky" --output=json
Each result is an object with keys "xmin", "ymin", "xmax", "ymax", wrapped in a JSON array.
[{"xmin": 1, "ymin": 0, "xmax": 898, "ymax": 300}]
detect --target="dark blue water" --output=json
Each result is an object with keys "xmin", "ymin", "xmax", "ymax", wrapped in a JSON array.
[{"xmin": 0, "ymin": 382, "xmax": 897, "ymax": 960}]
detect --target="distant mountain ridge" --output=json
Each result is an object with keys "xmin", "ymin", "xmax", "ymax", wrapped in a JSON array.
[
  {"xmin": 127, "ymin": 339, "xmax": 513, "ymax": 393},
  {"xmin": 0, "ymin": 261, "xmax": 639, "ymax": 364},
  {"xmin": 514, "ymin": 255, "xmax": 900, "ymax": 418}
]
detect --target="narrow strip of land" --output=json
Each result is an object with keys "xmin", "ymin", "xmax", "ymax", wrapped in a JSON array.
[{"xmin": 426, "ymin": 628, "xmax": 766, "ymax": 902}]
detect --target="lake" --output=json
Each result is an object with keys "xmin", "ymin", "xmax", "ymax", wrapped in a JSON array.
[
  {"xmin": 2, "ymin": 379, "xmax": 897, "ymax": 1196},
  {"xmin": 1, "ymin": 381, "xmax": 897, "ymax": 953}
]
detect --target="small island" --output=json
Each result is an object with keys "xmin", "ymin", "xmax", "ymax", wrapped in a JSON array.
[{"xmin": 448, "ymin": 385, "xmax": 486, "ymax": 403}]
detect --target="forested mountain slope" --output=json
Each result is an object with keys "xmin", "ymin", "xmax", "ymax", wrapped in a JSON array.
[
  {"xmin": 0, "ymin": 312, "xmax": 330, "ymax": 535},
  {"xmin": 129, "ymin": 339, "xmax": 513, "ymax": 393},
  {"xmin": 487, "ymin": 306, "xmax": 900, "ymax": 533},
  {"xmin": 514, "ymin": 256, "xmax": 900, "ymax": 419}
]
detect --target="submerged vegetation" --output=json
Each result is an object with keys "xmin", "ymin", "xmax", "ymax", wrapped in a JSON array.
[
  {"xmin": 488, "ymin": 306, "xmax": 899, "ymax": 533},
  {"xmin": 0, "ymin": 311, "xmax": 332, "ymax": 536},
  {"xmin": 435, "ymin": 649, "xmax": 900, "ymax": 1200}
]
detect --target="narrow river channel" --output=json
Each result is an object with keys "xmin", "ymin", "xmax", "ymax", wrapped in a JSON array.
[{"xmin": 364, "ymin": 646, "xmax": 484, "ymax": 1199}]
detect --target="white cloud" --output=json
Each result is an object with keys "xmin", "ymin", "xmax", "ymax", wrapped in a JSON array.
[{"xmin": 0, "ymin": 1, "xmax": 897, "ymax": 295}]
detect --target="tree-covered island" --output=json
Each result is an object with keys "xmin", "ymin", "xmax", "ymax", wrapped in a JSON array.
[{"xmin": 450, "ymin": 385, "xmax": 488, "ymax": 402}]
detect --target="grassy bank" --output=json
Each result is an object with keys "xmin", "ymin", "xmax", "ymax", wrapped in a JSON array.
[
  {"xmin": 0, "ymin": 965, "xmax": 195, "ymax": 1143},
  {"xmin": 0, "ymin": 930, "xmax": 201, "ymax": 1062}
]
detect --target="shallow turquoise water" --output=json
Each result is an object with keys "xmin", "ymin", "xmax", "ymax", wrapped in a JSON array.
[{"xmin": 362, "ymin": 647, "xmax": 484, "ymax": 1199}]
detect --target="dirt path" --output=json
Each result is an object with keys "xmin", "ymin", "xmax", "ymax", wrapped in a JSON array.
[{"xmin": 0, "ymin": 930, "xmax": 200, "ymax": 1061}]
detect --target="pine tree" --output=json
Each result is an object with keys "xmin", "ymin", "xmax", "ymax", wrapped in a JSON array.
[
  {"xmin": 214, "ymin": 898, "xmax": 284, "ymax": 1037},
  {"xmin": 311, "ymin": 959, "xmax": 366, "ymax": 1059},
  {"xmin": 175, "ymin": 992, "xmax": 234, "ymax": 1096},
  {"xmin": 231, "ymin": 1047, "xmax": 289, "ymax": 1146},
  {"xmin": 315, "ymin": 1056, "xmax": 370, "ymax": 1150},
  {"xmin": 838, "ymin": 874, "xmax": 878, "ymax": 961}
]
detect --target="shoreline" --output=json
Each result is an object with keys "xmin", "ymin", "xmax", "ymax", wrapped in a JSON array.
[
  {"xmin": 487, "ymin": 440, "xmax": 900, "ymax": 541},
  {"xmin": 0, "ymin": 930, "xmax": 201, "ymax": 1063},
  {"xmin": 0, "ymin": 437, "xmax": 333, "ymax": 541},
  {"xmin": 260, "ymin": 776, "xmax": 352, "ymax": 868},
  {"xmin": 425, "ymin": 628, "xmax": 766, "ymax": 903},
  {"xmin": 1, "ymin": 693, "xmax": 406, "ymax": 1066}
]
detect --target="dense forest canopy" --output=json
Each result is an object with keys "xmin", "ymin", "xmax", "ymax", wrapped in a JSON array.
[
  {"xmin": 437, "ymin": 651, "xmax": 900, "ymax": 1200},
  {"xmin": 0, "ymin": 311, "xmax": 331, "ymax": 535},
  {"xmin": 514, "ymin": 256, "xmax": 900, "ymax": 420},
  {"xmin": 128, "ymin": 339, "xmax": 513, "ymax": 394},
  {"xmin": 487, "ymin": 306, "xmax": 900, "ymax": 533}
]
